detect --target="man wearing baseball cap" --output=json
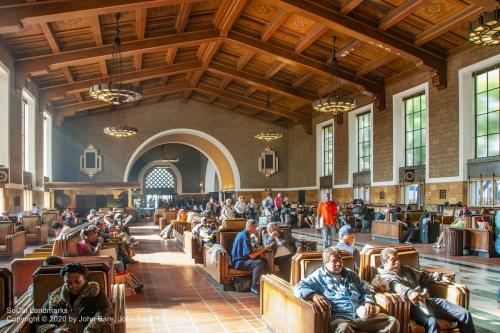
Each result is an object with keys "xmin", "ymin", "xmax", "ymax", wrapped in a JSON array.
[{"xmin": 336, "ymin": 225, "xmax": 360, "ymax": 272}]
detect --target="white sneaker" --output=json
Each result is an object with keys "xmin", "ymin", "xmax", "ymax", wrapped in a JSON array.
[{"xmin": 433, "ymin": 243, "xmax": 442, "ymax": 248}]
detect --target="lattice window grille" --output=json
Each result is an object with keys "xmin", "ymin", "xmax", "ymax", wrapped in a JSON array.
[{"xmin": 145, "ymin": 168, "xmax": 174, "ymax": 189}]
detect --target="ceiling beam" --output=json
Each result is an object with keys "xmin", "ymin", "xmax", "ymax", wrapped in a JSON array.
[
  {"xmin": 244, "ymin": 83, "xmax": 258, "ymax": 97},
  {"xmin": 196, "ymin": 83, "xmax": 306, "ymax": 122},
  {"xmin": 414, "ymin": 4, "xmax": 482, "ymax": 46},
  {"xmin": 136, "ymin": 8, "xmax": 147, "ymax": 39},
  {"xmin": 208, "ymin": 62, "xmax": 316, "ymax": 102},
  {"xmin": 175, "ymin": 3, "xmax": 192, "ymax": 33},
  {"xmin": 165, "ymin": 47, "xmax": 177, "ymax": 65},
  {"xmin": 134, "ymin": 53, "xmax": 143, "ymax": 72},
  {"xmin": 295, "ymin": 24, "xmax": 329, "ymax": 54},
  {"xmin": 213, "ymin": 0, "xmax": 247, "ymax": 37},
  {"xmin": 99, "ymin": 59, "xmax": 108, "ymax": 76},
  {"xmin": 379, "ymin": 0, "xmax": 425, "ymax": 31},
  {"xmin": 261, "ymin": 8, "xmax": 290, "ymax": 42},
  {"xmin": 17, "ymin": 29, "xmax": 219, "ymax": 75},
  {"xmin": 264, "ymin": 0, "xmax": 447, "ymax": 87},
  {"xmin": 188, "ymin": 69, "xmax": 204, "ymax": 88},
  {"xmin": 55, "ymin": 81, "xmax": 189, "ymax": 122},
  {"xmin": 265, "ymin": 61, "xmax": 286, "ymax": 79},
  {"xmin": 356, "ymin": 54, "xmax": 397, "ymax": 76},
  {"xmin": 228, "ymin": 31, "xmax": 384, "ymax": 98},
  {"xmin": 39, "ymin": 22, "xmax": 60, "ymax": 53},
  {"xmin": 292, "ymin": 72, "xmax": 314, "ymax": 88},
  {"xmin": 198, "ymin": 40, "xmax": 222, "ymax": 67},
  {"xmin": 335, "ymin": 38, "xmax": 361, "ymax": 60},
  {"xmin": 208, "ymin": 95, "xmax": 217, "ymax": 104},
  {"xmin": 236, "ymin": 50, "xmax": 256, "ymax": 70},
  {"xmin": 0, "ymin": 0, "xmax": 201, "ymax": 34},
  {"xmin": 89, "ymin": 15, "xmax": 103, "ymax": 46},
  {"xmin": 340, "ymin": 0, "xmax": 363, "ymax": 15},
  {"xmin": 219, "ymin": 77, "xmax": 232, "ymax": 90},
  {"xmin": 181, "ymin": 89, "xmax": 193, "ymax": 102},
  {"xmin": 40, "ymin": 61, "xmax": 200, "ymax": 103}
]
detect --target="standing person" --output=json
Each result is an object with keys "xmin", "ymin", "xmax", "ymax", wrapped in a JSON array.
[
  {"xmin": 204, "ymin": 197, "xmax": 217, "ymax": 219},
  {"xmin": 274, "ymin": 193, "xmax": 283, "ymax": 221},
  {"xmin": 246, "ymin": 198, "xmax": 258, "ymax": 220},
  {"xmin": 281, "ymin": 197, "xmax": 292, "ymax": 225},
  {"xmin": 234, "ymin": 196, "xmax": 247, "ymax": 218},
  {"xmin": 262, "ymin": 193, "xmax": 274, "ymax": 219},
  {"xmin": 61, "ymin": 208, "xmax": 75, "ymax": 227},
  {"xmin": 317, "ymin": 193, "xmax": 338, "ymax": 248}
]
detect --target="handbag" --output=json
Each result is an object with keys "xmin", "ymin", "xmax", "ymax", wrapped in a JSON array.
[{"xmin": 315, "ymin": 216, "xmax": 324, "ymax": 230}]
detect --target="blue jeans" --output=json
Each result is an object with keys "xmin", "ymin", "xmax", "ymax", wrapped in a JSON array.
[
  {"xmin": 321, "ymin": 224, "xmax": 337, "ymax": 248},
  {"xmin": 238, "ymin": 258, "xmax": 268, "ymax": 290},
  {"xmin": 410, "ymin": 298, "xmax": 475, "ymax": 333}
]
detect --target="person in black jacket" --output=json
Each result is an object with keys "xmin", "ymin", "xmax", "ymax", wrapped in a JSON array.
[{"xmin": 35, "ymin": 263, "xmax": 114, "ymax": 333}]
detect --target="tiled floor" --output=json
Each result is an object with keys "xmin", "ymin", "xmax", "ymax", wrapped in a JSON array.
[{"xmin": 125, "ymin": 223, "xmax": 270, "ymax": 333}]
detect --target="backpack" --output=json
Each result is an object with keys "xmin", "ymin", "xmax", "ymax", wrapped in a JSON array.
[{"xmin": 233, "ymin": 276, "xmax": 252, "ymax": 292}]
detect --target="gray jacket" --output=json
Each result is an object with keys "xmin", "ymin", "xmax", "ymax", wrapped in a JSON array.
[{"xmin": 375, "ymin": 265, "xmax": 441, "ymax": 299}]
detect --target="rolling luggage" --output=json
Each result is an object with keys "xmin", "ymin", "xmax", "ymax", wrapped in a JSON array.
[
  {"xmin": 419, "ymin": 220, "xmax": 440, "ymax": 243},
  {"xmin": 444, "ymin": 228, "xmax": 464, "ymax": 256}
]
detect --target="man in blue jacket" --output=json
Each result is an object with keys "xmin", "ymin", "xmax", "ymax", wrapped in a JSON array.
[
  {"xmin": 231, "ymin": 219, "xmax": 273, "ymax": 295},
  {"xmin": 294, "ymin": 247, "xmax": 399, "ymax": 333}
]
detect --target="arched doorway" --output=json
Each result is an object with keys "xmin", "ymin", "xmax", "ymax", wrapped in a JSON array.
[{"xmin": 123, "ymin": 128, "xmax": 240, "ymax": 191}]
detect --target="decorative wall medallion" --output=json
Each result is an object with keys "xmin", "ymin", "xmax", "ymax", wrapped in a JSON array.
[
  {"xmin": 258, "ymin": 147, "xmax": 279, "ymax": 177},
  {"xmin": 0, "ymin": 168, "xmax": 8, "ymax": 184},
  {"xmin": 80, "ymin": 144, "xmax": 102, "ymax": 178}
]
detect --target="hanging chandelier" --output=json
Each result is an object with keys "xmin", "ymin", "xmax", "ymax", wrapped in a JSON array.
[
  {"xmin": 103, "ymin": 125, "xmax": 138, "ymax": 137},
  {"xmin": 312, "ymin": 36, "xmax": 357, "ymax": 115},
  {"xmin": 90, "ymin": 13, "xmax": 142, "ymax": 104},
  {"xmin": 468, "ymin": 5, "xmax": 500, "ymax": 46},
  {"xmin": 255, "ymin": 92, "xmax": 283, "ymax": 142},
  {"xmin": 103, "ymin": 102, "xmax": 138, "ymax": 137}
]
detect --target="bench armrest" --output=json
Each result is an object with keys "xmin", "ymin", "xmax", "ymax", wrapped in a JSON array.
[
  {"xmin": 261, "ymin": 274, "xmax": 330, "ymax": 333},
  {"xmin": 374, "ymin": 292, "xmax": 410, "ymax": 333},
  {"xmin": 428, "ymin": 282, "xmax": 470, "ymax": 309},
  {"xmin": 36, "ymin": 224, "xmax": 49, "ymax": 244},
  {"xmin": 110, "ymin": 283, "xmax": 126, "ymax": 333},
  {"xmin": 6, "ymin": 231, "xmax": 26, "ymax": 257}
]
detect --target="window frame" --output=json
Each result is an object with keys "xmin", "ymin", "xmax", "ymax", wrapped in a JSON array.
[
  {"xmin": 322, "ymin": 124, "xmax": 333, "ymax": 177},
  {"xmin": 404, "ymin": 92, "xmax": 426, "ymax": 167},
  {"xmin": 474, "ymin": 65, "xmax": 500, "ymax": 158},
  {"xmin": 356, "ymin": 112, "xmax": 371, "ymax": 172}
]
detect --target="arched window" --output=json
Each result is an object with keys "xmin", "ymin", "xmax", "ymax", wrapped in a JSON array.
[{"xmin": 145, "ymin": 167, "xmax": 175, "ymax": 190}]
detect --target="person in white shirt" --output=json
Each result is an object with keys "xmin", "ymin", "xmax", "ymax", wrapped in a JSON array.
[
  {"xmin": 31, "ymin": 203, "xmax": 40, "ymax": 216},
  {"xmin": 220, "ymin": 198, "xmax": 236, "ymax": 220},
  {"xmin": 234, "ymin": 196, "xmax": 247, "ymax": 218}
]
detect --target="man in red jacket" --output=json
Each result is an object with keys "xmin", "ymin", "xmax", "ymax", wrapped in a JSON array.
[{"xmin": 317, "ymin": 193, "xmax": 338, "ymax": 248}]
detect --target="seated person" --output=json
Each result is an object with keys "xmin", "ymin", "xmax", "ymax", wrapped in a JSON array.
[
  {"xmin": 231, "ymin": 219, "xmax": 273, "ymax": 295},
  {"xmin": 294, "ymin": 247, "xmax": 399, "ymax": 333},
  {"xmin": 51, "ymin": 222, "xmax": 72, "ymax": 239},
  {"xmin": 87, "ymin": 208, "xmax": 97, "ymax": 221},
  {"xmin": 336, "ymin": 208, "xmax": 349, "ymax": 228},
  {"xmin": 375, "ymin": 248, "xmax": 474, "ymax": 333},
  {"xmin": 402, "ymin": 213, "xmax": 419, "ymax": 245},
  {"xmin": 117, "ymin": 232, "xmax": 139, "ymax": 266},
  {"xmin": 335, "ymin": 225, "xmax": 360, "ymax": 272},
  {"xmin": 61, "ymin": 208, "xmax": 75, "ymax": 227},
  {"xmin": 474, "ymin": 207, "xmax": 489, "ymax": 223},
  {"xmin": 96, "ymin": 218, "xmax": 110, "ymax": 244},
  {"xmin": 35, "ymin": 263, "xmax": 113, "ymax": 333},
  {"xmin": 433, "ymin": 211, "xmax": 471, "ymax": 249},
  {"xmin": 77, "ymin": 228, "xmax": 101, "ymax": 256},
  {"xmin": 43, "ymin": 255, "xmax": 64, "ymax": 266},
  {"xmin": 457, "ymin": 206, "xmax": 472, "ymax": 218},
  {"xmin": 262, "ymin": 222, "xmax": 294, "ymax": 281},
  {"xmin": 74, "ymin": 213, "xmax": 88, "ymax": 226},
  {"xmin": 220, "ymin": 198, "xmax": 236, "ymax": 220},
  {"xmin": 191, "ymin": 217, "xmax": 217, "ymax": 246}
]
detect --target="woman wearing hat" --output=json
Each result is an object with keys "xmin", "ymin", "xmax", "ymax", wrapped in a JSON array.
[{"xmin": 35, "ymin": 263, "xmax": 114, "ymax": 333}]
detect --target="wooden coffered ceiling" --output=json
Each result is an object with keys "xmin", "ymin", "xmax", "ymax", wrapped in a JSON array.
[{"xmin": 0, "ymin": 0, "xmax": 496, "ymax": 126}]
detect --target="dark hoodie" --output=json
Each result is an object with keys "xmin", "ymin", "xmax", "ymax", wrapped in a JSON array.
[{"xmin": 375, "ymin": 265, "xmax": 441, "ymax": 299}]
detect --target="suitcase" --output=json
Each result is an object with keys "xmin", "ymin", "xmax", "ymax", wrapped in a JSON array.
[
  {"xmin": 419, "ymin": 221, "xmax": 440, "ymax": 243},
  {"xmin": 444, "ymin": 228, "xmax": 464, "ymax": 256}
]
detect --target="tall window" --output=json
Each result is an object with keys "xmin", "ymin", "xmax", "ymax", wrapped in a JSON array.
[
  {"xmin": 22, "ymin": 92, "xmax": 35, "ymax": 174},
  {"xmin": 357, "ymin": 112, "xmax": 371, "ymax": 172},
  {"xmin": 23, "ymin": 189, "xmax": 33, "ymax": 212},
  {"xmin": 43, "ymin": 112, "xmax": 52, "ymax": 179},
  {"xmin": 0, "ymin": 63, "xmax": 8, "ymax": 168},
  {"xmin": 469, "ymin": 178, "xmax": 500, "ymax": 207},
  {"xmin": 322, "ymin": 125, "xmax": 333, "ymax": 176},
  {"xmin": 474, "ymin": 66, "xmax": 499, "ymax": 158},
  {"xmin": 404, "ymin": 93, "xmax": 426, "ymax": 166}
]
